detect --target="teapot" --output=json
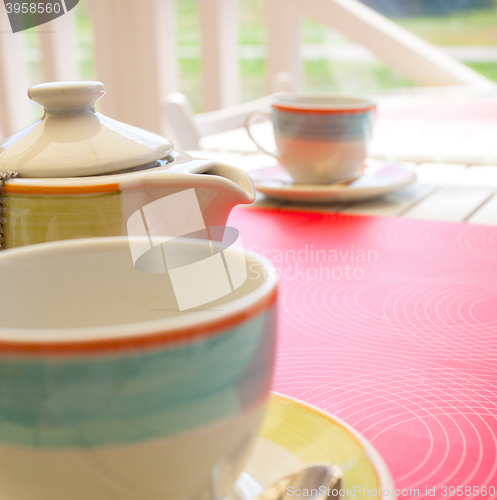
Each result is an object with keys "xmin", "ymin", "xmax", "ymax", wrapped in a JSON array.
[{"xmin": 0, "ymin": 82, "xmax": 255, "ymax": 250}]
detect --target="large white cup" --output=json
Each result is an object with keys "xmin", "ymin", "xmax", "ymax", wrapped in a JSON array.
[{"xmin": 0, "ymin": 237, "xmax": 278, "ymax": 500}]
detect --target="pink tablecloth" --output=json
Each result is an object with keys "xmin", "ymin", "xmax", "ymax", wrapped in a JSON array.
[{"xmin": 229, "ymin": 207, "xmax": 497, "ymax": 500}]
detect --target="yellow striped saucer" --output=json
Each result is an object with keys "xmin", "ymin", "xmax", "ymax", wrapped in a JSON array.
[{"xmin": 230, "ymin": 393, "xmax": 395, "ymax": 500}]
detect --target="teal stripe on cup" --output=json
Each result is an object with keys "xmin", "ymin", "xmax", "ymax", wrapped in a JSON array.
[
  {"xmin": 0, "ymin": 308, "xmax": 275, "ymax": 449},
  {"xmin": 273, "ymin": 109, "xmax": 375, "ymax": 141}
]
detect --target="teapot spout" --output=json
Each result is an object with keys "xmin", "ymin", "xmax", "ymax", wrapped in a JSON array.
[
  {"xmin": 194, "ymin": 162, "xmax": 256, "ymax": 205},
  {"xmin": 171, "ymin": 152, "xmax": 256, "ymax": 205}
]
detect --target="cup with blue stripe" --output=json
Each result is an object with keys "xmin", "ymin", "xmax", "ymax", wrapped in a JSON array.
[
  {"xmin": 0, "ymin": 236, "xmax": 278, "ymax": 500},
  {"xmin": 246, "ymin": 93, "xmax": 376, "ymax": 185}
]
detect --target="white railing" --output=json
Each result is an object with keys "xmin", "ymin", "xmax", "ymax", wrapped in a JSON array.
[{"xmin": 0, "ymin": 0, "xmax": 493, "ymax": 139}]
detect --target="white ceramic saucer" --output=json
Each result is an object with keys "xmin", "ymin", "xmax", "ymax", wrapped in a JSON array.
[
  {"xmin": 230, "ymin": 393, "xmax": 395, "ymax": 500},
  {"xmin": 252, "ymin": 161, "xmax": 416, "ymax": 204}
]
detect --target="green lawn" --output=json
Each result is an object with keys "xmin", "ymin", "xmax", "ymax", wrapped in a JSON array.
[
  {"xmin": 395, "ymin": 0, "xmax": 497, "ymax": 46},
  {"xmin": 28, "ymin": 0, "xmax": 497, "ymax": 112},
  {"xmin": 467, "ymin": 61, "xmax": 497, "ymax": 80},
  {"xmin": 176, "ymin": 0, "xmax": 497, "ymax": 110}
]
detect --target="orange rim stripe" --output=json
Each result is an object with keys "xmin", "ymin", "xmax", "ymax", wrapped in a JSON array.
[
  {"xmin": 0, "ymin": 287, "xmax": 277, "ymax": 356},
  {"xmin": 4, "ymin": 183, "xmax": 120, "ymax": 195},
  {"xmin": 273, "ymin": 104, "xmax": 376, "ymax": 114}
]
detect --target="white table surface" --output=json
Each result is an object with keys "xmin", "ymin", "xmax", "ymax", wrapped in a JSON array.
[
  {"xmin": 187, "ymin": 149, "xmax": 497, "ymax": 226},
  {"xmin": 188, "ymin": 88, "xmax": 497, "ymax": 225}
]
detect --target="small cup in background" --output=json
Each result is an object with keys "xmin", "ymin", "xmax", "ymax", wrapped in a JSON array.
[{"xmin": 246, "ymin": 93, "xmax": 376, "ymax": 185}]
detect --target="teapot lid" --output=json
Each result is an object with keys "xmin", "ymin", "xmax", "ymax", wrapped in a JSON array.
[{"xmin": 0, "ymin": 81, "xmax": 174, "ymax": 178}]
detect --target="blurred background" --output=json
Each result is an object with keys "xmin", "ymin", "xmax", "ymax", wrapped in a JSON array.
[{"xmin": 20, "ymin": 0, "xmax": 497, "ymax": 112}]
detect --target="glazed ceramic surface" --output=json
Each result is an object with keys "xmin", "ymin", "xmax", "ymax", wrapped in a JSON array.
[
  {"xmin": 2, "ymin": 151, "xmax": 255, "ymax": 249},
  {"xmin": 253, "ymin": 161, "xmax": 416, "ymax": 203},
  {"xmin": 0, "ymin": 82, "xmax": 255, "ymax": 250},
  {"xmin": 246, "ymin": 93, "xmax": 376, "ymax": 185},
  {"xmin": 230, "ymin": 394, "xmax": 395, "ymax": 500},
  {"xmin": 0, "ymin": 237, "xmax": 278, "ymax": 500},
  {"xmin": 1, "ymin": 82, "xmax": 173, "ymax": 178}
]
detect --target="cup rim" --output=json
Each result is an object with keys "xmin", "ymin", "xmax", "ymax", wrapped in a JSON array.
[
  {"xmin": 272, "ymin": 92, "xmax": 376, "ymax": 113},
  {"xmin": 0, "ymin": 237, "xmax": 278, "ymax": 354}
]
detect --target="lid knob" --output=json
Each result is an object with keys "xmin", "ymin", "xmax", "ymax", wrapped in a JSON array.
[
  {"xmin": 1, "ymin": 80, "xmax": 174, "ymax": 178},
  {"xmin": 28, "ymin": 81, "xmax": 106, "ymax": 113}
]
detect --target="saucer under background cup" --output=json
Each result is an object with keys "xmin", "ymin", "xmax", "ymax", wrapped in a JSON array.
[{"xmin": 251, "ymin": 160, "xmax": 416, "ymax": 204}]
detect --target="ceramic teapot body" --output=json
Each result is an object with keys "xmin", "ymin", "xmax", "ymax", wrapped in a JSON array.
[
  {"xmin": 0, "ymin": 84, "xmax": 255, "ymax": 254},
  {"xmin": 2, "ymin": 151, "xmax": 254, "ymax": 249}
]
